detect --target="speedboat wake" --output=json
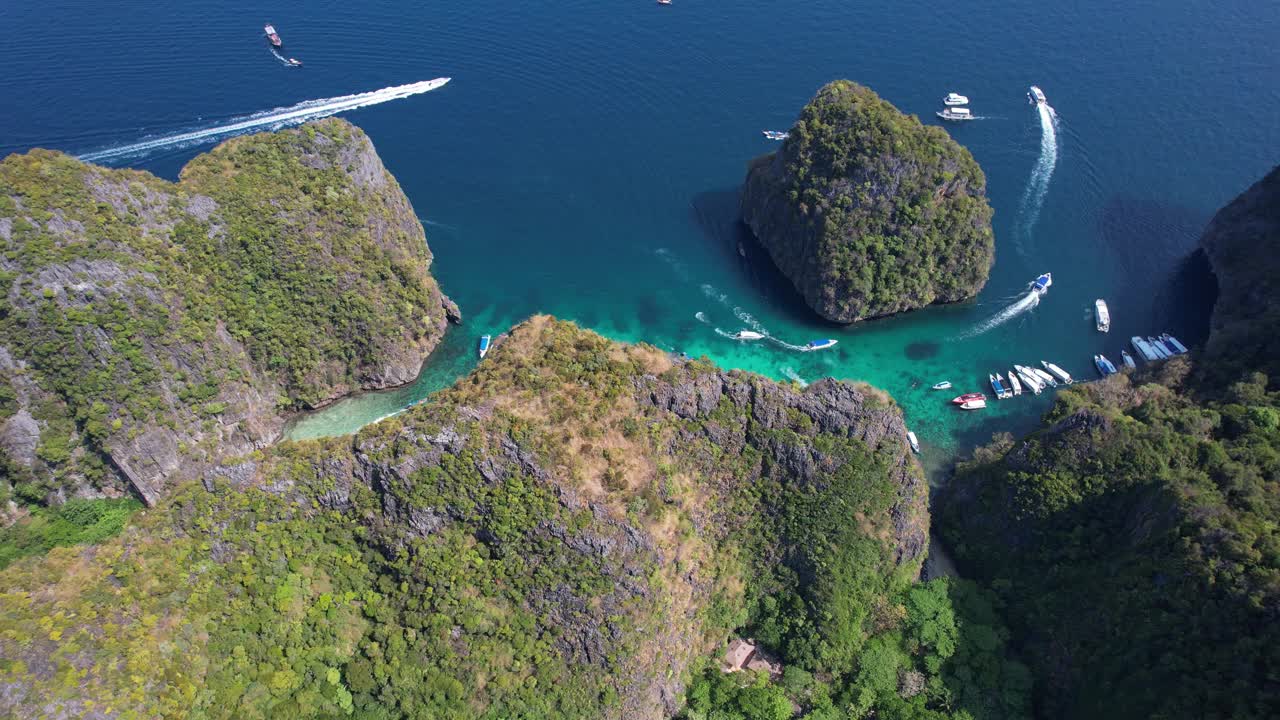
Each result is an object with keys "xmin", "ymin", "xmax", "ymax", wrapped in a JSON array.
[
  {"xmin": 959, "ymin": 290, "xmax": 1040, "ymax": 339},
  {"xmin": 1016, "ymin": 100, "xmax": 1059, "ymax": 254},
  {"xmin": 78, "ymin": 78, "xmax": 451, "ymax": 164}
]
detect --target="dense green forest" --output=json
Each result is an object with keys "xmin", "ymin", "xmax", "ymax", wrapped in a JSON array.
[
  {"xmin": 0, "ymin": 118, "xmax": 452, "ymax": 505},
  {"xmin": 741, "ymin": 80, "xmax": 994, "ymax": 323},
  {"xmin": 0, "ymin": 318, "xmax": 1028, "ymax": 719},
  {"xmin": 939, "ymin": 164, "xmax": 1280, "ymax": 719}
]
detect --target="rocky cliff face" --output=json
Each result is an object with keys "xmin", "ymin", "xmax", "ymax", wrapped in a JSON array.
[
  {"xmin": 1198, "ymin": 163, "xmax": 1280, "ymax": 380},
  {"xmin": 741, "ymin": 80, "xmax": 994, "ymax": 323},
  {"xmin": 0, "ymin": 317, "xmax": 928, "ymax": 719},
  {"xmin": 0, "ymin": 119, "xmax": 456, "ymax": 506}
]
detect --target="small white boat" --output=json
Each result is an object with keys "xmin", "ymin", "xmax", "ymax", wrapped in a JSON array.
[
  {"xmin": 1031, "ymin": 272, "xmax": 1053, "ymax": 295},
  {"xmin": 1007, "ymin": 370, "xmax": 1022, "ymax": 396},
  {"xmin": 1041, "ymin": 361, "xmax": 1073, "ymax": 385},
  {"xmin": 1029, "ymin": 85, "xmax": 1047, "ymax": 105},
  {"xmin": 762, "ymin": 130, "xmax": 789, "ymax": 140},
  {"xmin": 1121, "ymin": 350, "xmax": 1137, "ymax": 369},
  {"xmin": 1014, "ymin": 365, "xmax": 1044, "ymax": 394},
  {"xmin": 989, "ymin": 373, "xmax": 1008, "ymax": 399},
  {"xmin": 960, "ymin": 398, "xmax": 987, "ymax": 411},
  {"xmin": 478, "ymin": 334, "xmax": 491, "ymax": 359},
  {"xmin": 1030, "ymin": 367, "xmax": 1058, "ymax": 387},
  {"xmin": 937, "ymin": 107, "xmax": 975, "ymax": 121},
  {"xmin": 931, "ymin": 381, "xmax": 953, "ymax": 390},
  {"xmin": 1095, "ymin": 299, "xmax": 1110, "ymax": 332},
  {"xmin": 806, "ymin": 338, "xmax": 838, "ymax": 351},
  {"xmin": 943, "ymin": 92, "xmax": 969, "ymax": 106},
  {"xmin": 1147, "ymin": 336, "xmax": 1172, "ymax": 359},
  {"xmin": 1162, "ymin": 333, "xmax": 1189, "ymax": 354},
  {"xmin": 907, "ymin": 431, "xmax": 920, "ymax": 454},
  {"xmin": 729, "ymin": 330, "xmax": 765, "ymax": 341}
]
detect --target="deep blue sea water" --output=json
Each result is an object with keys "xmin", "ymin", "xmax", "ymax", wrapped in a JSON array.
[{"xmin": 3, "ymin": 0, "xmax": 1278, "ymax": 464}]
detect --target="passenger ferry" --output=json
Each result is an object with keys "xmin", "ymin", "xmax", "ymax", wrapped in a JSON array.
[
  {"xmin": 1095, "ymin": 299, "xmax": 1110, "ymax": 332},
  {"xmin": 937, "ymin": 107, "xmax": 974, "ymax": 121},
  {"xmin": 264, "ymin": 24, "xmax": 282, "ymax": 47},
  {"xmin": 943, "ymin": 92, "xmax": 969, "ymax": 106}
]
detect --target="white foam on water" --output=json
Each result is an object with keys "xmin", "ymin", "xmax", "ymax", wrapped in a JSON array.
[
  {"xmin": 1016, "ymin": 102, "xmax": 1059, "ymax": 254},
  {"xmin": 694, "ymin": 311, "xmax": 709, "ymax": 324},
  {"xmin": 78, "ymin": 78, "xmax": 452, "ymax": 163},
  {"xmin": 781, "ymin": 367, "xmax": 808, "ymax": 388},
  {"xmin": 959, "ymin": 290, "xmax": 1040, "ymax": 338}
]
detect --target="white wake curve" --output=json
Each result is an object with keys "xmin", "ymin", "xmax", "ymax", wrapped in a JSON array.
[
  {"xmin": 78, "ymin": 78, "xmax": 451, "ymax": 163},
  {"xmin": 1017, "ymin": 102, "xmax": 1059, "ymax": 252},
  {"xmin": 959, "ymin": 290, "xmax": 1040, "ymax": 338}
]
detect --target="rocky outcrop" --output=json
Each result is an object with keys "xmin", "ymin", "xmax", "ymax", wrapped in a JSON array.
[
  {"xmin": 0, "ymin": 316, "xmax": 928, "ymax": 720},
  {"xmin": 1198, "ymin": 163, "xmax": 1280, "ymax": 379},
  {"xmin": 0, "ymin": 119, "xmax": 454, "ymax": 505},
  {"xmin": 741, "ymin": 80, "xmax": 994, "ymax": 323}
]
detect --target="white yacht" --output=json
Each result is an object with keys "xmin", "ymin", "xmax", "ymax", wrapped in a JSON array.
[
  {"xmin": 937, "ymin": 107, "xmax": 974, "ymax": 121},
  {"xmin": 729, "ymin": 330, "xmax": 765, "ymax": 341},
  {"xmin": 1030, "ymin": 367, "xmax": 1058, "ymax": 387},
  {"xmin": 1006, "ymin": 370, "xmax": 1022, "ymax": 396},
  {"xmin": 1041, "ymin": 361, "xmax": 1073, "ymax": 385},
  {"xmin": 907, "ymin": 431, "xmax": 920, "ymax": 454},
  {"xmin": 1028, "ymin": 85, "xmax": 1047, "ymax": 105},
  {"xmin": 1095, "ymin": 299, "xmax": 1110, "ymax": 332},
  {"xmin": 943, "ymin": 92, "xmax": 969, "ymax": 106}
]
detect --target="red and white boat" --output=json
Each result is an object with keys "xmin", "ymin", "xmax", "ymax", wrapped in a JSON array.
[
  {"xmin": 264, "ymin": 24, "xmax": 282, "ymax": 47},
  {"xmin": 951, "ymin": 393, "xmax": 985, "ymax": 405}
]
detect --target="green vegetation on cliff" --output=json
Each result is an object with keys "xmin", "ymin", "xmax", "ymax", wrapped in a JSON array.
[
  {"xmin": 741, "ymin": 80, "xmax": 994, "ymax": 323},
  {"xmin": 939, "ymin": 165, "xmax": 1280, "ymax": 719},
  {"xmin": 0, "ymin": 318, "xmax": 1024, "ymax": 720},
  {"xmin": 0, "ymin": 118, "xmax": 454, "ymax": 505}
]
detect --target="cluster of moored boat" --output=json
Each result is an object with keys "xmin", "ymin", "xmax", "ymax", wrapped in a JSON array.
[{"xmin": 931, "ymin": 360, "xmax": 1073, "ymax": 410}]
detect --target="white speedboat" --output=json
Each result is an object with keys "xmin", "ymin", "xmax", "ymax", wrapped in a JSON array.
[
  {"xmin": 1014, "ymin": 365, "xmax": 1044, "ymax": 393},
  {"xmin": 907, "ymin": 431, "xmax": 920, "ymax": 454},
  {"xmin": 1121, "ymin": 350, "xmax": 1137, "ymax": 369},
  {"xmin": 1094, "ymin": 354, "xmax": 1118, "ymax": 376},
  {"xmin": 730, "ymin": 330, "xmax": 765, "ymax": 341},
  {"xmin": 478, "ymin": 334, "xmax": 491, "ymax": 359},
  {"xmin": 1161, "ymin": 333, "xmax": 1189, "ymax": 354},
  {"xmin": 806, "ymin": 338, "xmax": 838, "ymax": 351},
  {"xmin": 1007, "ymin": 370, "xmax": 1022, "ymax": 396},
  {"xmin": 1030, "ymin": 367, "xmax": 1058, "ymax": 387},
  {"xmin": 762, "ymin": 130, "xmax": 789, "ymax": 140},
  {"xmin": 1028, "ymin": 85, "xmax": 1047, "ymax": 105},
  {"xmin": 989, "ymin": 373, "xmax": 1010, "ymax": 399},
  {"xmin": 1041, "ymin": 361, "xmax": 1073, "ymax": 385},
  {"xmin": 937, "ymin": 107, "xmax": 975, "ymax": 121},
  {"xmin": 944, "ymin": 92, "xmax": 969, "ymax": 106},
  {"xmin": 959, "ymin": 398, "xmax": 987, "ymax": 410},
  {"xmin": 931, "ymin": 381, "xmax": 953, "ymax": 390},
  {"xmin": 1095, "ymin": 299, "xmax": 1110, "ymax": 332},
  {"xmin": 1031, "ymin": 272, "xmax": 1052, "ymax": 295}
]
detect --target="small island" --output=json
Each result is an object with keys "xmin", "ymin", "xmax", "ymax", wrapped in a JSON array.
[{"xmin": 741, "ymin": 80, "xmax": 995, "ymax": 323}]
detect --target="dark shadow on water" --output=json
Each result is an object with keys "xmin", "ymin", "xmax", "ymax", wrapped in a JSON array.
[
  {"xmin": 690, "ymin": 187, "xmax": 841, "ymax": 328},
  {"xmin": 904, "ymin": 341, "xmax": 941, "ymax": 361}
]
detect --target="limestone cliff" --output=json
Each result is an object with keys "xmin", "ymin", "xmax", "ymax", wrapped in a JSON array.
[
  {"xmin": 741, "ymin": 81, "xmax": 994, "ymax": 323},
  {"xmin": 0, "ymin": 119, "xmax": 456, "ymax": 506},
  {"xmin": 0, "ymin": 317, "xmax": 928, "ymax": 720}
]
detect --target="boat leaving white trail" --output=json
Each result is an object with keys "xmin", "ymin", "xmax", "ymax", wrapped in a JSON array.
[
  {"xmin": 78, "ymin": 78, "xmax": 452, "ymax": 163},
  {"xmin": 959, "ymin": 290, "xmax": 1040, "ymax": 338},
  {"xmin": 1017, "ymin": 101, "xmax": 1059, "ymax": 254}
]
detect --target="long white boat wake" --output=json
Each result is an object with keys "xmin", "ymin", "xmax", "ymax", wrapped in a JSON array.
[
  {"xmin": 959, "ymin": 290, "xmax": 1040, "ymax": 339},
  {"xmin": 78, "ymin": 78, "xmax": 451, "ymax": 163},
  {"xmin": 1016, "ymin": 101, "xmax": 1059, "ymax": 254}
]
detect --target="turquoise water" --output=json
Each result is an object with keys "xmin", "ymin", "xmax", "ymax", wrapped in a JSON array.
[{"xmin": 3, "ymin": 0, "xmax": 1276, "ymax": 457}]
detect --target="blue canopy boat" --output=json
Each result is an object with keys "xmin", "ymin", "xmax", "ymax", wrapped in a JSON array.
[
  {"xmin": 1030, "ymin": 272, "xmax": 1053, "ymax": 295},
  {"xmin": 1094, "ymin": 354, "xmax": 1118, "ymax": 376},
  {"xmin": 806, "ymin": 339, "xmax": 838, "ymax": 351},
  {"xmin": 478, "ymin": 335, "xmax": 491, "ymax": 359}
]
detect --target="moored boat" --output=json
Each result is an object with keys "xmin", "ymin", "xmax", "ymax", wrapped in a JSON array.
[
  {"xmin": 478, "ymin": 334, "xmax": 491, "ymax": 359},
  {"xmin": 943, "ymin": 92, "xmax": 969, "ymax": 106},
  {"xmin": 1030, "ymin": 272, "xmax": 1053, "ymax": 295},
  {"xmin": 1030, "ymin": 367, "xmax": 1058, "ymax": 387},
  {"xmin": 1131, "ymin": 336, "xmax": 1158, "ymax": 362},
  {"xmin": 1094, "ymin": 354, "xmax": 1118, "ymax": 376},
  {"xmin": 989, "ymin": 374, "xmax": 1009, "ymax": 399},
  {"xmin": 264, "ymin": 23, "xmax": 282, "ymax": 47},
  {"xmin": 907, "ymin": 431, "xmax": 920, "ymax": 454},
  {"xmin": 1095, "ymin": 299, "xmax": 1110, "ymax": 332},
  {"xmin": 805, "ymin": 338, "xmax": 838, "ymax": 351},
  {"xmin": 959, "ymin": 399, "xmax": 987, "ymax": 411},
  {"xmin": 1121, "ymin": 350, "xmax": 1137, "ymax": 369},
  {"xmin": 1028, "ymin": 85, "xmax": 1047, "ymax": 105},
  {"xmin": 1162, "ymin": 333, "xmax": 1189, "ymax": 354},
  {"xmin": 1014, "ymin": 365, "xmax": 1044, "ymax": 393},
  {"xmin": 729, "ymin": 330, "xmax": 765, "ymax": 341},
  {"xmin": 1007, "ymin": 370, "xmax": 1022, "ymax": 396},
  {"xmin": 936, "ymin": 107, "xmax": 975, "ymax": 121},
  {"xmin": 931, "ymin": 381, "xmax": 953, "ymax": 390},
  {"xmin": 1147, "ymin": 336, "xmax": 1172, "ymax": 359},
  {"xmin": 1041, "ymin": 361, "xmax": 1073, "ymax": 384},
  {"xmin": 762, "ymin": 130, "xmax": 789, "ymax": 140},
  {"xmin": 952, "ymin": 393, "xmax": 985, "ymax": 405}
]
